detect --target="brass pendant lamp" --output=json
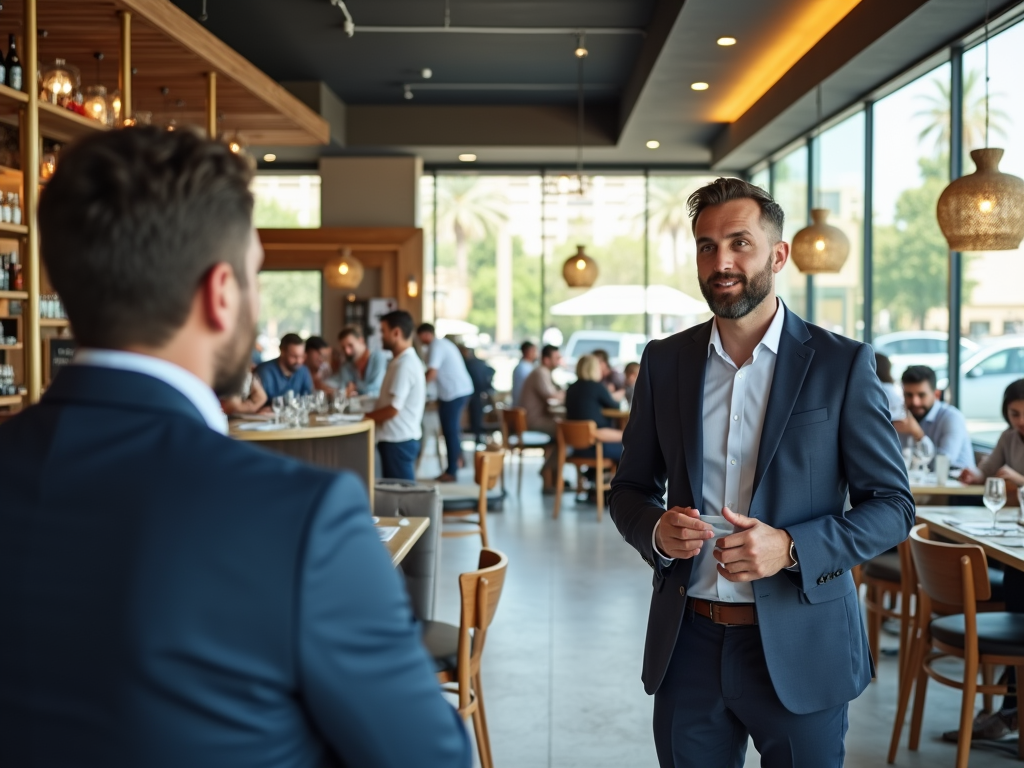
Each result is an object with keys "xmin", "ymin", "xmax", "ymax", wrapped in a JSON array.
[
  {"xmin": 324, "ymin": 247, "xmax": 364, "ymax": 290},
  {"xmin": 791, "ymin": 86, "xmax": 850, "ymax": 274},
  {"xmin": 937, "ymin": 7, "xmax": 1024, "ymax": 251},
  {"xmin": 562, "ymin": 33, "xmax": 599, "ymax": 288}
]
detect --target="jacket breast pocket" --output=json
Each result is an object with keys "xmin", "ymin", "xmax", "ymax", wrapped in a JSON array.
[{"xmin": 785, "ymin": 407, "xmax": 828, "ymax": 430}]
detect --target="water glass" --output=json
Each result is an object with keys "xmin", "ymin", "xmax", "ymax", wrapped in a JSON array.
[
  {"xmin": 913, "ymin": 438, "xmax": 935, "ymax": 474},
  {"xmin": 983, "ymin": 477, "xmax": 1007, "ymax": 534},
  {"xmin": 1018, "ymin": 487, "xmax": 1024, "ymax": 524},
  {"xmin": 271, "ymin": 396, "xmax": 284, "ymax": 423}
]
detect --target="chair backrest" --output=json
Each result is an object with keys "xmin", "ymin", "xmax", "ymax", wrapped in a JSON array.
[
  {"xmin": 502, "ymin": 407, "xmax": 527, "ymax": 438},
  {"xmin": 909, "ymin": 523, "xmax": 992, "ymax": 607},
  {"xmin": 557, "ymin": 419, "xmax": 597, "ymax": 452},
  {"xmin": 454, "ymin": 548, "xmax": 509, "ymax": 706},
  {"xmin": 475, "ymin": 449, "xmax": 504, "ymax": 491}
]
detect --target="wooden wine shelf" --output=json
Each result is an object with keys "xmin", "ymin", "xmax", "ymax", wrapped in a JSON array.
[
  {"xmin": 0, "ymin": 222, "xmax": 28, "ymax": 236},
  {"xmin": 40, "ymin": 318, "xmax": 68, "ymax": 327},
  {"xmin": 39, "ymin": 101, "xmax": 109, "ymax": 144},
  {"xmin": 0, "ymin": 82, "xmax": 28, "ymax": 116},
  {"xmin": 0, "ymin": 393, "xmax": 23, "ymax": 406},
  {"xmin": 0, "ymin": 290, "xmax": 27, "ymax": 300},
  {"xmin": 0, "ymin": 343, "xmax": 23, "ymax": 350}
]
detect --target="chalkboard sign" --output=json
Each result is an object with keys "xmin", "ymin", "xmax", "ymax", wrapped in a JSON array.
[{"xmin": 44, "ymin": 337, "xmax": 76, "ymax": 383}]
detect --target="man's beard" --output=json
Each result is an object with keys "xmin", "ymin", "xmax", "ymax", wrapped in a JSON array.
[
  {"xmin": 698, "ymin": 253, "xmax": 774, "ymax": 320},
  {"xmin": 213, "ymin": 293, "xmax": 257, "ymax": 398}
]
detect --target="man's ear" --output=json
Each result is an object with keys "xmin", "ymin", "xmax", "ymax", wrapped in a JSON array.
[
  {"xmin": 772, "ymin": 240, "xmax": 790, "ymax": 273},
  {"xmin": 201, "ymin": 262, "xmax": 237, "ymax": 333}
]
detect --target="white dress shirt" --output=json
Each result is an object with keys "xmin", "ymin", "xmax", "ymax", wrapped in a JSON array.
[
  {"xmin": 655, "ymin": 301, "xmax": 786, "ymax": 604},
  {"xmin": 426, "ymin": 337, "xmax": 474, "ymax": 402},
  {"xmin": 376, "ymin": 346, "xmax": 426, "ymax": 443},
  {"xmin": 73, "ymin": 348, "xmax": 228, "ymax": 434}
]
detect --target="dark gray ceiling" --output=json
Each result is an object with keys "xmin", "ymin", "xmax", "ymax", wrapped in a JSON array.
[{"xmin": 170, "ymin": 0, "xmax": 1020, "ymax": 170}]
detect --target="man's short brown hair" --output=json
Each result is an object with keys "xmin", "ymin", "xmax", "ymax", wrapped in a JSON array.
[
  {"xmin": 687, "ymin": 177, "xmax": 785, "ymax": 244},
  {"xmin": 338, "ymin": 325, "xmax": 365, "ymax": 342},
  {"xmin": 39, "ymin": 126, "xmax": 254, "ymax": 349}
]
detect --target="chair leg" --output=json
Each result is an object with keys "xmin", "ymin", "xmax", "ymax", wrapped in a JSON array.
[
  {"xmin": 897, "ymin": 591, "xmax": 914, "ymax": 690},
  {"xmin": 595, "ymin": 462, "xmax": 604, "ymax": 522},
  {"xmin": 1017, "ymin": 666, "xmax": 1024, "ymax": 761},
  {"xmin": 866, "ymin": 584, "xmax": 880, "ymax": 681},
  {"xmin": 955, "ymin": 656, "xmax": 978, "ymax": 768},
  {"xmin": 473, "ymin": 671, "xmax": 494, "ymax": 768},
  {"xmin": 888, "ymin": 612, "xmax": 925, "ymax": 763},
  {"xmin": 478, "ymin": 503, "xmax": 489, "ymax": 549},
  {"xmin": 981, "ymin": 664, "xmax": 995, "ymax": 715},
  {"xmin": 553, "ymin": 456, "xmax": 564, "ymax": 519},
  {"xmin": 517, "ymin": 447, "xmax": 524, "ymax": 495},
  {"xmin": 908, "ymin": 657, "xmax": 930, "ymax": 750}
]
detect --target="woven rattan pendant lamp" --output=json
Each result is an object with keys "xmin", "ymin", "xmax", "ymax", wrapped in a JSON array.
[
  {"xmin": 324, "ymin": 247, "xmax": 364, "ymax": 290},
  {"xmin": 561, "ymin": 34, "xmax": 599, "ymax": 289},
  {"xmin": 937, "ymin": 5, "xmax": 1024, "ymax": 251}
]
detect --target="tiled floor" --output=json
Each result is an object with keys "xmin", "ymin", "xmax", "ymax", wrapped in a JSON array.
[{"xmin": 422, "ymin": 448, "xmax": 1018, "ymax": 768}]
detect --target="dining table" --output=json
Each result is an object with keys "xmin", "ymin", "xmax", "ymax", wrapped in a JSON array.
[
  {"xmin": 376, "ymin": 516, "xmax": 430, "ymax": 566},
  {"xmin": 908, "ymin": 473, "xmax": 987, "ymax": 505},
  {"xmin": 601, "ymin": 407, "xmax": 630, "ymax": 428},
  {"xmin": 915, "ymin": 506, "xmax": 1024, "ymax": 570}
]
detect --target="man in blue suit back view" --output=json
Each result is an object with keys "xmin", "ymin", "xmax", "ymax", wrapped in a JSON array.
[
  {"xmin": 0, "ymin": 127, "xmax": 470, "ymax": 768},
  {"xmin": 609, "ymin": 177, "xmax": 914, "ymax": 767}
]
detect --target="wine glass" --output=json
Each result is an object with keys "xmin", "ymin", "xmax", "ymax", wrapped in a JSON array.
[
  {"xmin": 914, "ymin": 439, "xmax": 935, "ymax": 476},
  {"xmin": 271, "ymin": 396, "xmax": 284, "ymax": 423},
  {"xmin": 314, "ymin": 390, "xmax": 328, "ymax": 415},
  {"xmin": 983, "ymin": 477, "xmax": 1008, "ymax": 534}
]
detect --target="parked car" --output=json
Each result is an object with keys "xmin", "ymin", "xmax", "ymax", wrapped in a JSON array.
[
  {"xmin": 871, "ymin": 331, "xmax": 978, "ymax": 381},
  {"xmin": 553, "ymin": 330, "xmax": 648, "ymax": 387},
  {"xmin": 935, "ymin": 336, "xmax": 1024, "ymax": 419}
]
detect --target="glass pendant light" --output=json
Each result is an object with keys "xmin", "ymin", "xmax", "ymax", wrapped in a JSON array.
[
  {"xmin": 937, "ymin": 7, "xmax": 1024, "ymax": 251},
  {"xmin": 791, "ymin": 86, "xmax": 850, "ymax": 274}
]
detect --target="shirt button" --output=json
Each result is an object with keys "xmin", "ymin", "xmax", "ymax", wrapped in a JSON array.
[
  {"xmin": 732, "ymin": 414, "xmax": 739, "ymax": 421},
  {"xmin": 737, "ymin": 372, "xmax": 745, "ymax": 379},
  {"xmin": 730, "ymin": 459, "xmax": 737, "ymax": 466},
  {"xmin": 679, "ymin": 586, "xmax": 686, "ymax": 597}
]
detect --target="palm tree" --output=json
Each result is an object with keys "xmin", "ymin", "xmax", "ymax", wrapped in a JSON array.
[
  {"xmin": 647, "ymin": 177, "xmax": 700, "ymax": 271},
  {"xmin": 915, "ymin": 69, "xmax": 1009, "ymax": 155},
  {"xmin": 435, "ymin": 177, "xmax": 508, "ymax": 276}
]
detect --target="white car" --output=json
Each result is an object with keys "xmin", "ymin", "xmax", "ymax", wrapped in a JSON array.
[
  {"xmin": 554, "ymin": 330, "xmax": 648, "ymax": 387},
  {"xmin": 872, "ymin": 331, "xmax": 978, "ymax": 381},
  {"xmin": 935, "ymin": 337, "xmax": 1024, "ymax": 420}
]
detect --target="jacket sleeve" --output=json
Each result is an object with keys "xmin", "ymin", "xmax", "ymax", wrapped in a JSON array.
[
  {"xmin": 298, "ymin": 474, "xmax": 471, "ymax": 768},
  {"xmin": 609, "ymin": 343, "xmax": 669, "ymax": 569},
  {"xmin": 786, "ymin": 343, "xmax": 915, "ymax": 594}
]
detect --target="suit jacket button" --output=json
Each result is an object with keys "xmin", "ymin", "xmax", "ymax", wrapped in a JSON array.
[
  {"xmin": 818, "ymin": 577, "xmax": 826, "ymax": 585},
  {"xmin": 679, "ymin": 586, "xmax": 686, "ymax": 597},
  {"xmin": 837, "ymin": 568, "xmax": 844, "ymax": 576}
]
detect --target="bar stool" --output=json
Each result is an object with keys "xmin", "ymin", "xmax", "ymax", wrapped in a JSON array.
[
  {"xmin": 888, "ymin": 523, "xmax": 1024, "ymax": 767},
  {"xmin": 421, "ymin": 548, "xmax": 508, "ymax": 768}
]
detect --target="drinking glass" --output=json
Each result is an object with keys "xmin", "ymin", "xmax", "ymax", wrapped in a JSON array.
[
  {"xmin": 285, "ymin": 390, "xmax": 297, "ymax": 408},
  {"xmin": 271, "ymin": 396, "xmax": 284, "ymax": 423},
  {"xmin": 913, "ymin": 439, "xmax": 935, "ymax": 475},
  {"xmin": 314, "ymin": 390, "xmax": 327, "ymax": 415},
  {"xmin": 332, "ymin": 392, "xmax": 347, "ymax": 415},
  {"xmin": 983, "ymin": 477, "xmax": 1008, "ymax": 534},
  {"xmin": 1018, "ymin": 487, "xmax": 1024, "ymax": 525}
]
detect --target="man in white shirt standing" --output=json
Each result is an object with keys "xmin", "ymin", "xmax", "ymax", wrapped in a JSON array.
[
  {"xmin": 417, "ymin": 323, "xmax": 474, "ymax": 482},
  {"xmin": 366, "ymin": 311, "xmax": 426, "ymax": 481},
  {"xmin": 609, "ymin": 178, "xmax": 913, "ymax": 767}
]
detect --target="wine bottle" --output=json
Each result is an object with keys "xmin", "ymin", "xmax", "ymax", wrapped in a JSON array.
[
  {"xmin": 0, "ymin": 37, "xmax": 8, "ymax": 89},
  {"xmin": 6, "ymin": 35, "xmax": 22, "ymax": 92},
  {"xmin": 9, "ymin": 253, "xmax": 21, "ymax": 291}
]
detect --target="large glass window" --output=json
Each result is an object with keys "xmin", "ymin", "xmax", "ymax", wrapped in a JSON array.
[
  {"xmin": 959, "ymin": 22, "xmax": 1024, "ymax": 433},
  {"xmin": 771, "ymin": 146, "xmax": 808, "ymax": 313},
  {"xmin": 253, "ymin": 175, "xmax": 321, "ymax": 228},
  {"xmin": 872, "ymin": 63, "xmax": 951, "ymax": 378},
  {"xmin": 814, "ymin": 112, "xmax": 865, "ymax": 339},
  {"xmin": 257, "ymin": 270, "xmax": 322, "ymax": 362}
]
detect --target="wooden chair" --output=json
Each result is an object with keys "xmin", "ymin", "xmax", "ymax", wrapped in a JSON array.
[
  {"xmin": 553, "ymin": 419, "xmax": 618, "ymax": 521},
  {"xmin": 421, "ymin": 548, "xmax": 509, "ymax": 768},
  {"xmin": 442, "ymin": 449, "xmax": 503, "ymax": 548},
  {"xmin": 888, "ymin": 524, "xmax": 1024, "ymax": 767},
  {"xmin": 500, "ymin": 407, "xmax": 551, "ymax": 494},
  {"xmin": 862, "ymin": 543, "xmax": 914, "ymax": 684}
]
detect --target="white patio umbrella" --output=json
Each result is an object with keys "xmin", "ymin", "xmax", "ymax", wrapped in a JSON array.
[{"xmin": 549, "ymin": 284, "xmax": 708, "ymax": 317}]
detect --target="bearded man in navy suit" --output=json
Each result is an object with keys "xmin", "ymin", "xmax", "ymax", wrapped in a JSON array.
[
  {"xmin": 609, "ymin": 178, "xmax": 913, "ymax": 767},
  {"xmin": 0, "ymin": 127, "xmax": 470, "ymax": 768}
]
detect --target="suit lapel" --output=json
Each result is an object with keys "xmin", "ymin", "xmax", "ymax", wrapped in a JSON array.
[
  {"xmin": 677, "ymin": 321, "xmax": 711, "ymax": 510},
  {"xmin": 752, "ymin": 311, "xmax": 814, "ymax": 498}
]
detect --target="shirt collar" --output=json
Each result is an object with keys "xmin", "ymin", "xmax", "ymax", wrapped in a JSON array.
[
  {"xmin": 922, "ymin": 400, "xmax": 944, "ymax": 423},
  {"xmin": 73, "ymin": 349, "xmax": 228, "ymax": 434},
  {"xmin": 708, "ymin": 299, "xmax": 786, "ymax": 365}
]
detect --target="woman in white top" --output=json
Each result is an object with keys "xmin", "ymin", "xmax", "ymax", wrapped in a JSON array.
[{"xmin": 874, "ymin": 352, "xmax": 904, "ymax": 419}]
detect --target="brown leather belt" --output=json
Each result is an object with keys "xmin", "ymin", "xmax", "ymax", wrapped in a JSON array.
[{"xmin": 691, "ymin": 598, "xmax": 758, "ymax": 626}]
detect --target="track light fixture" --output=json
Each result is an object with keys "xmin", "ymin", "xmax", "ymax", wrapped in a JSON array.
[
  {"xmin": 330, "ymin": 0, "xmax": 355, "ymax": 37},
  {"xmin": 575, "ymin": 32, "xmax": 588, "ymax": 58}
]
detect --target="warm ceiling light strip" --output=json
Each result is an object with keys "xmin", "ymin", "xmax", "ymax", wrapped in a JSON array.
[{"xmin": 711, "ymin": 0, "xmax": 862, "ymax": 123}]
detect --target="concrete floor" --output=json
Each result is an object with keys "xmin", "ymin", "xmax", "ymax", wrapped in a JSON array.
[{"xmin": 422, "ymin": 448, "xmax": 1019, "ymax": 768}]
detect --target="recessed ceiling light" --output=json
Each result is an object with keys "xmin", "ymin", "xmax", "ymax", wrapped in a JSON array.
[
  {"xmin": 646, "ymin": 140, "xmax": 660, "ymax": 149},
  {"xmin": 263, "ymin": 153, "xmax": 277, "ymax": 163},
  {"xmin": 691, "ymin": 82, "xmax": 710, "ymax": 91},
  {"xmin": 717, "ymin": 37, "xmax": 737, "ymax": 46},
  {"xmin": 421, "ymin": 67, "xmax": 433, "ymax": 79},
  {"xmin": 458, "ymin": 153, "xmax": 477, "ymax": 162}
]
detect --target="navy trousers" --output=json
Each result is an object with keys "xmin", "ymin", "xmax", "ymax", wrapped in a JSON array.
[
  {"xmin": 653, "ymin": 609, "xmax": 848, "ymax": 768},
  {"xmin": 438, "ymin": 395, "xmax": 469, "ymax": 476},
  {"xmin": 378, "ymin": 439, "xmax": 421, "ymax": 481}
]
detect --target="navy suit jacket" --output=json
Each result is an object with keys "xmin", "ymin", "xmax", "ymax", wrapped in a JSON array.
[
  {"xmin": 609, "ymin": 308, "xmax": 914, "ymax": 715},
  {"xmin": 0, "ymin": 366, "xmax": 470, "ymax": 768}
]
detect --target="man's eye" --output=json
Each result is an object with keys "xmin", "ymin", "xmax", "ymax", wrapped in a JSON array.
[{"xmin": 734, "ymin": 240, "xmax": 748, "ymax": 247}]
